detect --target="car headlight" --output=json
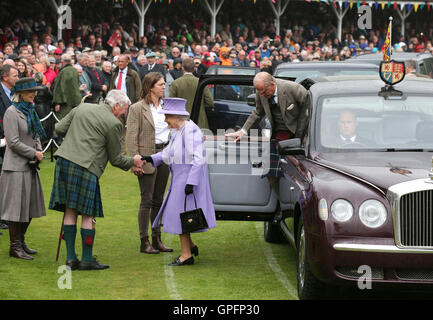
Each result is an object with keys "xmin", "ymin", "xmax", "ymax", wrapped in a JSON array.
[
  {"xmin": 331, "ymin": 199, "xmax": 353, "ymax": 222},
  {"xmin": 359, "ymin": 199, "xmax": 387, "ymax": 228}
]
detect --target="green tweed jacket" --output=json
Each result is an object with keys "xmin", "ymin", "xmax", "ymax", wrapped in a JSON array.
[
  {"xmin": 52, "ymin": 64, "xmax": 82, "ymax": 120},
  {"xmin": 169, "ymin": 73, "xmax": 214, "ymax": 129},
  {"xmin": 54, "ymin": 103, "xmax": 134, "ymax": 178}
]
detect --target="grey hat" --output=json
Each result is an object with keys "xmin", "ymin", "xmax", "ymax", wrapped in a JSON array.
[{"xmin": 145, "ymin": 51, "xmax": 156, "ymax": 58}]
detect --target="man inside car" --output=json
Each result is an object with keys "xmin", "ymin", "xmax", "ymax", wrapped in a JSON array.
[{"xmin": 335, "ymin": 110, "xmax": 373, "ymax": 147}]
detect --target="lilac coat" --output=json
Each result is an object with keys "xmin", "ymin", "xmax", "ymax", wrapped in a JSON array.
[{"xmin": 151, "ymin": 120, "xmax": 217, "ymax": 234}]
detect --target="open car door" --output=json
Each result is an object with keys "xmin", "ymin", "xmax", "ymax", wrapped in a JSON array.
[{"xmin": 191, "ymin": 75, "xmax": 278, "ymax": 221}]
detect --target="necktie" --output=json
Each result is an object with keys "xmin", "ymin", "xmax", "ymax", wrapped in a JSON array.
[
  {"xmin": 116, "ymin": 70, "xmax": 123, "ymax": 90},
  {"xmin": 93, "ymin": 69, "xmax": 102, "ymax": 85},
  {"xmin": 268, "ymin": 96, "xmax": 277, "ymax": 107}
]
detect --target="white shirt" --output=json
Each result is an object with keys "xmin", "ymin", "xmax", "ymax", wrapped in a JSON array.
[
  {"xmin": 340, "ymin": 135, "xmax": 356, "ymax": 142},
  {"xmin": 150, "ymin": 100, "xmax": 170, "ymax": 144},
  {"xmin": 271, "ymin": 86, "xmax": 278, "ymax": 105},
  {"xmin": 0, "ymin": 138, "xmax": 5, "ymax": 148},
  {"xmin": 115, "ymin": 67, "xmax": 128, "ymax": 93}
]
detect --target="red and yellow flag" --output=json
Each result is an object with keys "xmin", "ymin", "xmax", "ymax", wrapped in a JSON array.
[{"xmin": 382, "ymin": 19, "xmax": 392, "ymax": 61}]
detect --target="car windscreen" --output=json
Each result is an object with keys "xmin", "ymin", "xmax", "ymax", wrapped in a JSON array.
[
  {"xmin": 276, "ymin": 68, "xmax": 377, "ymax": 79},
  {"xmin": 317, "ymin": 94, "xmax": 433, "ymax": 151}
]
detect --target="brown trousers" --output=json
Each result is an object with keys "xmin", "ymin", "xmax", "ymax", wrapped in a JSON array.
[{"xmin": 137, "ymin": 160, "xmax": 169, "ymax": 238}]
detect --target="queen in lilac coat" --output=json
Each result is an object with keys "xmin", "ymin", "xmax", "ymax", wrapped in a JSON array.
[{"xmin": 146, "ymin": 98, "xmax": 216, "ymax": 266}]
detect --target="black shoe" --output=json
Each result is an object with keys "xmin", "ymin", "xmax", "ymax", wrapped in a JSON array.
[
  {"xmin": 191, "ymin": 246, "xmax": 199, "ymax": 256},
  {"xmin": 169, "ymin": 255, "xmax": 194, "ymax": 266},
  {"xmin": 66, "ymin": 259, "xmax": 80, "ymax": 270},
  {"xmin": 0, "ymin": 223, "xmax": 8, "ymax": 230},
  {"xmin": 78, "ymin": 257, "xmax": 109, "ymax": 271}
]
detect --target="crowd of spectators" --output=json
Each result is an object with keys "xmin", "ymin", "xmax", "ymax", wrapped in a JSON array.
[{"xmin": 1, "ymin": 0, "xmax": 433, "ymax": 103}]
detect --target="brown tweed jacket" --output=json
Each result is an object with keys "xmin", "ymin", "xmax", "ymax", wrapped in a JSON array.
[{"xmin": 126, "ymin": 100, "xmax": 157, "ymax": 174}]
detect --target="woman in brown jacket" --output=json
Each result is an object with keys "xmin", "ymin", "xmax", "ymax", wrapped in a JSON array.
[{"xmin": 126, "ymin": 72, "xmax": 173, "ymax": 254}]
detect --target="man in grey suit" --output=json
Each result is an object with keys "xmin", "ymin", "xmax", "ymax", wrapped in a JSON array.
[{"xmin": 226, "ymin": 72, "xmax": 310, "ymax": 198}]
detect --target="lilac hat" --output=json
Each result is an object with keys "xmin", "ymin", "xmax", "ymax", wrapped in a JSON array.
[{"xmin": 159, "ymin": 98, "xmax": 190, "ymax": 116}]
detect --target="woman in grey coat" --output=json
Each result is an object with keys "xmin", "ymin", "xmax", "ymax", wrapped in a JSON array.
[{"xmin": 0, "ymin": 77, "xmax": 46, "ymax": 260}]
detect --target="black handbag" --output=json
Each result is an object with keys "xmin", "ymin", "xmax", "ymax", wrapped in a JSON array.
[{"xmin": 180, "ymin": 193, "xmax": 208, "ymax": 234}]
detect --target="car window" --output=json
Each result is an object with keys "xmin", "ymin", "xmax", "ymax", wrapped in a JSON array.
[
  {"xmin": 423, "ymin": 58, "xmax": 433, "ymax": 78},
  {"xmin": 213, "ymin": 84, "xmax": 255, "ymax": 102},
  {"xmin": 418, "ymin": 62, "xmax": 427, "ymax": 75},
  {"xmin": 318, "ymin": 94, "xmax": 433, "ymax": 151}
]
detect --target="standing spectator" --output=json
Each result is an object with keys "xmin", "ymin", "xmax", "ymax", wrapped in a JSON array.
[
  {"xmin": 100, "ymin": 61, "xmax": 112, "ymax": 96},
  {"xmin": 161, "ymin": 59, "xmax": 174, "ymax": 97},
  {"xmin": 43, "ymin": 57, "xmax": 57, "ymax": 88},
  {"xmin": 86, "ymin": 55, "xmax": 107, "ymax": 103},
  {"xmin": 169, "ymin": 58, "xmax": 213, "ymax": 129},
  {"xmin": 0, "ymin": 65, "xmax": 19, "ymax": 120},
  {"xmin": 138, "ymin": 51, "xmax": 165, "ymax": 82},
  {"xmin": 126, "ymin": 72, "xmax": 173, "ymax": 254},
  {"xmin": 143, "ymin": 97, "xmax": 217, "ymax": 266},
  {"xmin": 168, "ymin": 46, "xmax": 181, "ymax": 60},
  {"xmin": 76, "ymin": 54, "xmax": 92, "ymax": 96},
  {"xmin": 16, "ymin": 59, "xmax": 31, "ymax": 78},
  {"xmin": 109, "ymin": 54, "xmax": 142, "ymax": 154},
  {"xmin": 48, "ymin": 90, "xmax": 145, "ymax": 270},
  {"xmin": 235, "ymin": 50, "xmax": 250, "ymax": 67},
  {"xmin": 52, "ymin": 54, "xmax": 82, "ymax": 120},
  {"xmin": 158, "ymin": 36, "xmax": 171, "ymax": 56},
  {"xmin": 33, "ymin": 72, "xmax": 53, "ymax": 143},
  {"xmin": 169, "ymin": 58, "xmax": 183, "ymax": 80},
  {"xmin": 0, "ymin": 77, "xmax": 47, "ymax": 260}
]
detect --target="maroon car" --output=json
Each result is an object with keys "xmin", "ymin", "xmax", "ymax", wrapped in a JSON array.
[
  {"xmin": 276, "ymin": 74, "xmax": 433, "ymax": 299},
  {"xmin": 191, "ymin": 70, "xmax": 433, "ymax": 299}
]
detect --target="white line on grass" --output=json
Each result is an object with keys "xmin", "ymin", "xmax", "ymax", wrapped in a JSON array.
[
  {"xmin": 164, "ymin": 253, "xmax": 182, "ymax": 300},
  {"xmin": 255, "ymin": 222, "xmax": 298, "ymax": 299}
]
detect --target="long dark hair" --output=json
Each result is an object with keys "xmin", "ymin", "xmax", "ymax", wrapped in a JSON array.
[{"xmin": 140, "ymin": 72, "xmax": 164, "ymax": 104}]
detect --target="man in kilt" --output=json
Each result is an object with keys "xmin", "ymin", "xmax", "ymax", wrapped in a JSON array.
[
  {"xmin": 49, "ymin": 90, "xmax": 145, "ymax": 271},
  {"xmin": 225, "ymin": 72, "xmax": 309, "ymax": 198}
]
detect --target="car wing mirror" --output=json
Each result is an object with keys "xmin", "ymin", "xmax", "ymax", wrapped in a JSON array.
[
  {"xmin": 277, "ymin": 138, "xmax": 305, "ymax": 156},
  {"xmin": 247, "ymin": 93, "xmax": 256, "ymax": 106}
]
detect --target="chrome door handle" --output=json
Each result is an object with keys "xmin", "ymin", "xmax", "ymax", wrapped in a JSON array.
[{"xmin": 252, "ymin": 161, "xmax": 263, "ymax": 168}]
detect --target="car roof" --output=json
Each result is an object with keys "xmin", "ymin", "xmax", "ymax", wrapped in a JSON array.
[
  {"xmin": 275, "ymin": 61, "xmax": 378, "ymax": 71},
  {"xmin": 347, "ymin": 52, "xmax": 433, "ymax": 62},
  {"xmin": 309, "ymin": 75, "xmax": 433, "ymax": 96}
]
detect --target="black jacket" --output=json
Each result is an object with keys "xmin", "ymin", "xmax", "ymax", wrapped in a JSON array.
[
  {"xmin": 138, "ymin": 63, "xmax": 166, "ymax": 82},
  {"xmin": 0, "ymin": 84, "xmax": 12, "ymax": 121},
  {"xmin": 86, "ymin": 67, "xmax": 106, "ymax": 103}
]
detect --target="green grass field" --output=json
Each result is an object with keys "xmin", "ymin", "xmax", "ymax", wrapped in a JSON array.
[{"xmin": 0, "ymin": 159, "xmax": 299, "ymax": 300}]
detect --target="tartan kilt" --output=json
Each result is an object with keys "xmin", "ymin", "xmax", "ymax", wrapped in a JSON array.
[
  {"xmin": 262, "ymin": 139, "xmax": 283, "ymax": 178},
  {"xmin": 49, "ymin": 157, "xmax": 103, "ymax": 217}
]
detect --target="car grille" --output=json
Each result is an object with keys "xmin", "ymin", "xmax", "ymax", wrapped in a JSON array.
[
  {"xmin": 396, "ymin": 269, "xmax": 433, "ymax": 281},
  {"xmin": 399, "ymin": 190, "xmax": 433, "ymax": 247}
]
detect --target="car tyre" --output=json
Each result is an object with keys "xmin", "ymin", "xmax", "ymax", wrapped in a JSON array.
[
  {"xmin": 264, "ymin": 221, "xmax": 286, "ymax": 243},
  {"xmin": 296, "ymin": 218, "xmax": 327, "ymax": 300}
]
